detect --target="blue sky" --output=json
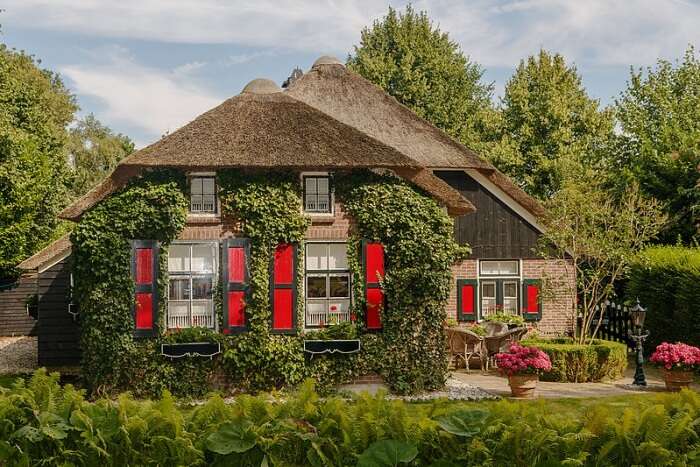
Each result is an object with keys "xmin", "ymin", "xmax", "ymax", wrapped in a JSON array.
[{"xmin": 2, "ymin": 0, "xmax": 699, "ymax": 148}]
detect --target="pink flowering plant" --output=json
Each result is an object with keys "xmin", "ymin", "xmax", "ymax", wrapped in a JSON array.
[
  {"xmin": 495, "ymin": 343, "xmax": 552, "ymax": 376},
  {"xmin": 649, "ymin": 342, "xmax": 700, "ymax": 371}
]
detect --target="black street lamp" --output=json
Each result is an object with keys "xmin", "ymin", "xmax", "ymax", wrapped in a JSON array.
[{"xmin": 630, "ymin": 299, "xmax": 648, "ymax": 386}]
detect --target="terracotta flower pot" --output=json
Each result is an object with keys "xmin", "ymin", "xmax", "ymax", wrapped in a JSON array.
[
  {"xmin": 663, "ymin": 369, "xmax": 694, "ymax": 392},
  {"xmin": 508, "ymin": 374, "xmax": 539, "ymax": 398}
]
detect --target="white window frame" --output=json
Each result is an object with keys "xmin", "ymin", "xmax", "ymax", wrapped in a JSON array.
[
  {"xmin": 188, "ymin": 172, "xmax": 218, "ymax": 216},
  {"xmin": 167, "ymin": 241, "xmax": 218, "ymax": 330},
  {"xmin": 300, "ymin": 171, "xmax": 334, "ymax": 216},
  {"xmin": 304, "ymin": 241, "xmax": 351, "ymax": 328},
  {"xmin": 477, "ymin": 259, "xmax": 522, "ymax": 320}
]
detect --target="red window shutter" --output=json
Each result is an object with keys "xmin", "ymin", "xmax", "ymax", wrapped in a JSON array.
[
  {"xmin": 135, "ymin": 248, "xmax": 153, "ymax": 284},
  {"xmin": 522, "ymin": 279, "xmax": 542, "ymax": 321},
  {"xmin": 131, "ymin": 240, "xmax": 159, "ymax": 337},
  {"xmin": 366, "ymin": 288, "xmax": 384, "ymax": 330},
  {"xmin": 457, "ymin": 279, "xmax": 477, "ymax": 322},
  {"xmin": 271, "ymin": 243, "xmax": 297, "ymax": 334},
  {"xmin": 274, "ymin": 244, "xmax": 294, "ymax": 284},
  {"xmin": 223, "ymin": 238, "xmax": 250, "ymax": 333},
  {"xmin": 135, "ymin": 293, "xmax": 153, "ymax": 329},
  {"xmin": 365, "ymin": 242, "xmax": 384, "ymax": 285},
  {"xmin": 363, "ymin": 241, "xmax": 385, "ymax": 330}
]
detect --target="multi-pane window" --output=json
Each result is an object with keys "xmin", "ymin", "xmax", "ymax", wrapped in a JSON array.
[
  {"xmin": 479, "ymin": 260, "xmax": 520, "ymax": 318},
  {"xmin": 190, "ymin": 176, "xmax": 217, "ymax": 213},
  {"xmin": 303, "ymin": 175, "xmax": 331, "ymax": 213},
  {"xmin": 305, "ymin": 243, "xmax": 350, "ymax": 327},
  {"xmin": 168, "ymin": 243, "xmax": 217, "ymax": 329}
]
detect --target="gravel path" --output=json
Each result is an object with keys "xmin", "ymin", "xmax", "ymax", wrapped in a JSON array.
[
  {"xmin": 391, "ymin": 377, "xmax": 499, "ymax": 402},
  {"xmin": 0, "ymin": 336, "xmax": 38, "ymax": 374}
]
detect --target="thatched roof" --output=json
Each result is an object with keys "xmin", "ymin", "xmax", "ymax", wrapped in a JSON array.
[
  {"xmin": 18, "ymin": 234, "xmax": 71, "ymax": 271},
  {"xmin": 59, "ymin": 57, "xmax": 543, "ymax": 221},
  {"xmin": 287, "ymin": 61, "xmax": 544, "ymax": 218}
]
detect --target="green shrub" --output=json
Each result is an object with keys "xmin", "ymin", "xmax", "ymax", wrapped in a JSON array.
[
  {"xmin": 627, "ymin": 246, "xmax": 700, "ymax": 351},
  {"xmin": 522, "ymin": 338, "xmax": 627, "ymax": 382},
  {"xmin": 484, "ymin": 313, "xmax": 525, "ymax": 326},
  {"xmin": 4, "ymin": 369, "xmax": 700, "ymax": 466}
]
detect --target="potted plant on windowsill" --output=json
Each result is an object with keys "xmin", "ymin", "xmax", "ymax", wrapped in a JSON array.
[
  {"xmin": 650, "ymin": 342, "xmax": 700, "ymax": 391},
  {"xmin": 303, "ymin": 319, "xmax": 361, "ymax": 354},
  {"xmin": 484, "ymin": 312, "xmax": 525, "ymax": 329},
  {"xmin": 495, "ymin": 343, "xmax": 552, "ymax": 398}
]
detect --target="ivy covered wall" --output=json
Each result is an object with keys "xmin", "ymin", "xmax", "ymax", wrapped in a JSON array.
[{"xmin": 71, "ymin": 168, "xmax": 468, "ymax": 397}]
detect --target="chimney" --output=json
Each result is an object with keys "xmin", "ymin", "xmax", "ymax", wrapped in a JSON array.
[{"xmin": 282, "ymin": 67, "xmax": 303, "ymax": 88}]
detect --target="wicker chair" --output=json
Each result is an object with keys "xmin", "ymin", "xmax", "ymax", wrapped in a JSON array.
[
  {"xmin": 484, "ymin": 327, "xmax": 528, "ymax": 370},
  {"xmin": 463, "ymin": 330, "xmax": 486, "ymax": 373},
  {"xmin": 484, "ymin": 321, "xmax": 509, "ymax": 336},
  {"xmin": 446, "ymin": 328, "xmax": 468, "ymax": 369}
]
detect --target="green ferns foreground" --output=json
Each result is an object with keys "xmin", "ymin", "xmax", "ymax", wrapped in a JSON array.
[{"xmin": 3, "ymin": 370, "xmax": 700, "ymax": 466}]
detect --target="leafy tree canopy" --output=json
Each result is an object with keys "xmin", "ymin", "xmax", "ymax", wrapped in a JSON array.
[
  {"xmin": 66, "ymin": 113, "xmax": 134, "ymax": 200},
  {"xmin": 347, "ymin": 5, "xmax": 495, "ymax": 150},
  {"xmin": 0, "ymin": 45, "xmax": 77, "ymax": 282},
  {"xmin": 614, "ymin": 46, "xmax": 700, "ymax": 244},
  {"xmin": 487, "ymin": 50, "xmax": 614, "ymax": 199}
]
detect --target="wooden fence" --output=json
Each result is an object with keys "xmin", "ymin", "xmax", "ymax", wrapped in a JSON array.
[{"xmin": 578, "ymin": 301, "xmax": 634, "ymax": 349}]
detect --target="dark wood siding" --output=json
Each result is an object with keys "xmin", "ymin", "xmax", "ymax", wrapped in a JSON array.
[
  {"xmin": 435, "ymin": 170, "xmax": 541, "ymax": 258},
  {"xmin": 38, "ymin": 257, "xmax": 80, "ymax": 367},
  {"xmin": 0, "ymin": 274, "xmax": 38, "ymax": 336}
]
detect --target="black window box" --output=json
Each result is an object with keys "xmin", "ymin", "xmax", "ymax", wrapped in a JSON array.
[
  {"xmin": 161, "ymin": 342, "xmax": 221, "ymax": 359},
  {"xmin": 303, "ymin": 339, "xmax": 361, "ymax": 355}
]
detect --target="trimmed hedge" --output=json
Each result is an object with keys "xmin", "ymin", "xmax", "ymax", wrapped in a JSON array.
[
  {"xmin": 3, "ymin": 370, "xmax": 700, "ymax": 466},
  {"xmin": 627, "ymin": 246, "xmax": 700, "ymax": 351},
  {"xmin": 523, "ymin": 338, "xmax": 627, "ymax": 382}
]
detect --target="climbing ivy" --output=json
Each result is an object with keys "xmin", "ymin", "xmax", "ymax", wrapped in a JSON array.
[
  {"xmin": 336, "ymin": 171, "xmax": 470, "ymax": 392},
  {"xmin": 71, "ymin": 169, "xmax": 188, "ymax": 393},
  {"xmin": 72, "ymin": 168, "xmax": 466, "ymax": 397}
]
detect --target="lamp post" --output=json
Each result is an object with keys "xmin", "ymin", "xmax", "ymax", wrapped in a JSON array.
[{"xmin": 629, "ymin": 299, "xmax": 648, "ymax": 386}]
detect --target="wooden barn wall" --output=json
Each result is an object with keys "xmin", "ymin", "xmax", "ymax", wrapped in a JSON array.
[
  {"xmin": 435, "ymin": 170, "xmax": 541, "ymax": 259},
  {"xmin": 0, "ymin": 274, "xmax": 38, "ymax": 336},
  {"xmin": 38, "ymin": 257, "xmax": 80, "ymax": 367}
]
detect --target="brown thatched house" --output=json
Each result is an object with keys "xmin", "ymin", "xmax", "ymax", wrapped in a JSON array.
[{"xmin": 17, "ymin": 56, "xmax": 575, "ymax": 369}]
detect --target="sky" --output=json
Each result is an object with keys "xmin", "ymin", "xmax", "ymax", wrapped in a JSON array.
[{"xmin": 2, "ymin": 0, "xmax": 699, "ymax": 148}]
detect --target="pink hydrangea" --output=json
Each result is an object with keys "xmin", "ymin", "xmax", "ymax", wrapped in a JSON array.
[
  {"xmin": 495, "ymin": 343, "xmax": 552, "ymax": 376},
  {"xmin": 649, "ymin": 342, "xmax": 700, "ymax": 371}
]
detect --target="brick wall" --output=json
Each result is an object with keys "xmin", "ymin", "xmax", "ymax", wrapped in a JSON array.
[
  {"xmin": 305, "ymin": 202, "xmax": 353, "ymax": 240},
  {"xmin": 447, "ymin": 258, "xmax": 575, "ymax": 336},
  {"xmin": 178, "ymin": 202, "xmax": 354, "ymax": 242}
]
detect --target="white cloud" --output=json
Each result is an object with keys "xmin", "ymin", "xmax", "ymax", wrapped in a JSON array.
[
  {"xmin": 61, "ymin": 48, "xmax": 221, "ymax": 147},
  {"xmin": 7, "ymin": 0, "xmax": 697, "ymax": 67}
]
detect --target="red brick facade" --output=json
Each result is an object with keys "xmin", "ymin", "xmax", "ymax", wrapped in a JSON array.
[{"xmin": 447, "ymin": 258, "xmax": 576, "ymax": 336}]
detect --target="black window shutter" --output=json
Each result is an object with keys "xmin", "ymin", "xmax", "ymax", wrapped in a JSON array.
[
  {"xmin": 222, "ymin": 237, "xmax": 251, "ymax": 334},
  {"xmin": 456, "ymin": 279, "xmax": 478, "ymax": 322},
  {"xmin": 522, "ymin": 279, "xmax": 542, "ymax": 321},
  {"xmin": 131, "ymin": 240, "xmax": 159, "ymax": 338}
]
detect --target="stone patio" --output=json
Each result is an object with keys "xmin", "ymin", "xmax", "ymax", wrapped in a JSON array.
[{"xmin": 451, "ymin": 362, "xmax": 700, "ymax": 398}]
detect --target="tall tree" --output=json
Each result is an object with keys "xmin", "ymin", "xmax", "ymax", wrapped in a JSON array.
[
  {"xmin": 615, "ymin": 46, "xmax": 700, "ymax": 244},
  {"xmin": 0, "ymin": 45, "xmax": 77, "ymax": 282},
  {"xmin": 489, "ymin": 50, "xmax": 614, "ymax": 199},
  {"xmin": 66, "ymin": 114, "xmax": 134, "ymax": 199},
  {"xmin": 347, "ymin": 6, "xmax": 495, "ymax": 149}
]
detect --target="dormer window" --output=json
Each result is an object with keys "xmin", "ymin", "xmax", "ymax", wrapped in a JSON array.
[
  {"xmin": 303, "ymin": 174, "xmax": 332, "ymax": 214},
  {"xmin": 190, "ymin": 176, "xmax": 217, "ymax": 214}
]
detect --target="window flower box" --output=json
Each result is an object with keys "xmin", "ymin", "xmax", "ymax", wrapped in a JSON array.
[
  {"xmin": 161, "ymin": 342, "xmax": 221, "ymax": 359},
  {"xmin": 303, "ymin": 339, "xmax": 361, "ymax": 355}
]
